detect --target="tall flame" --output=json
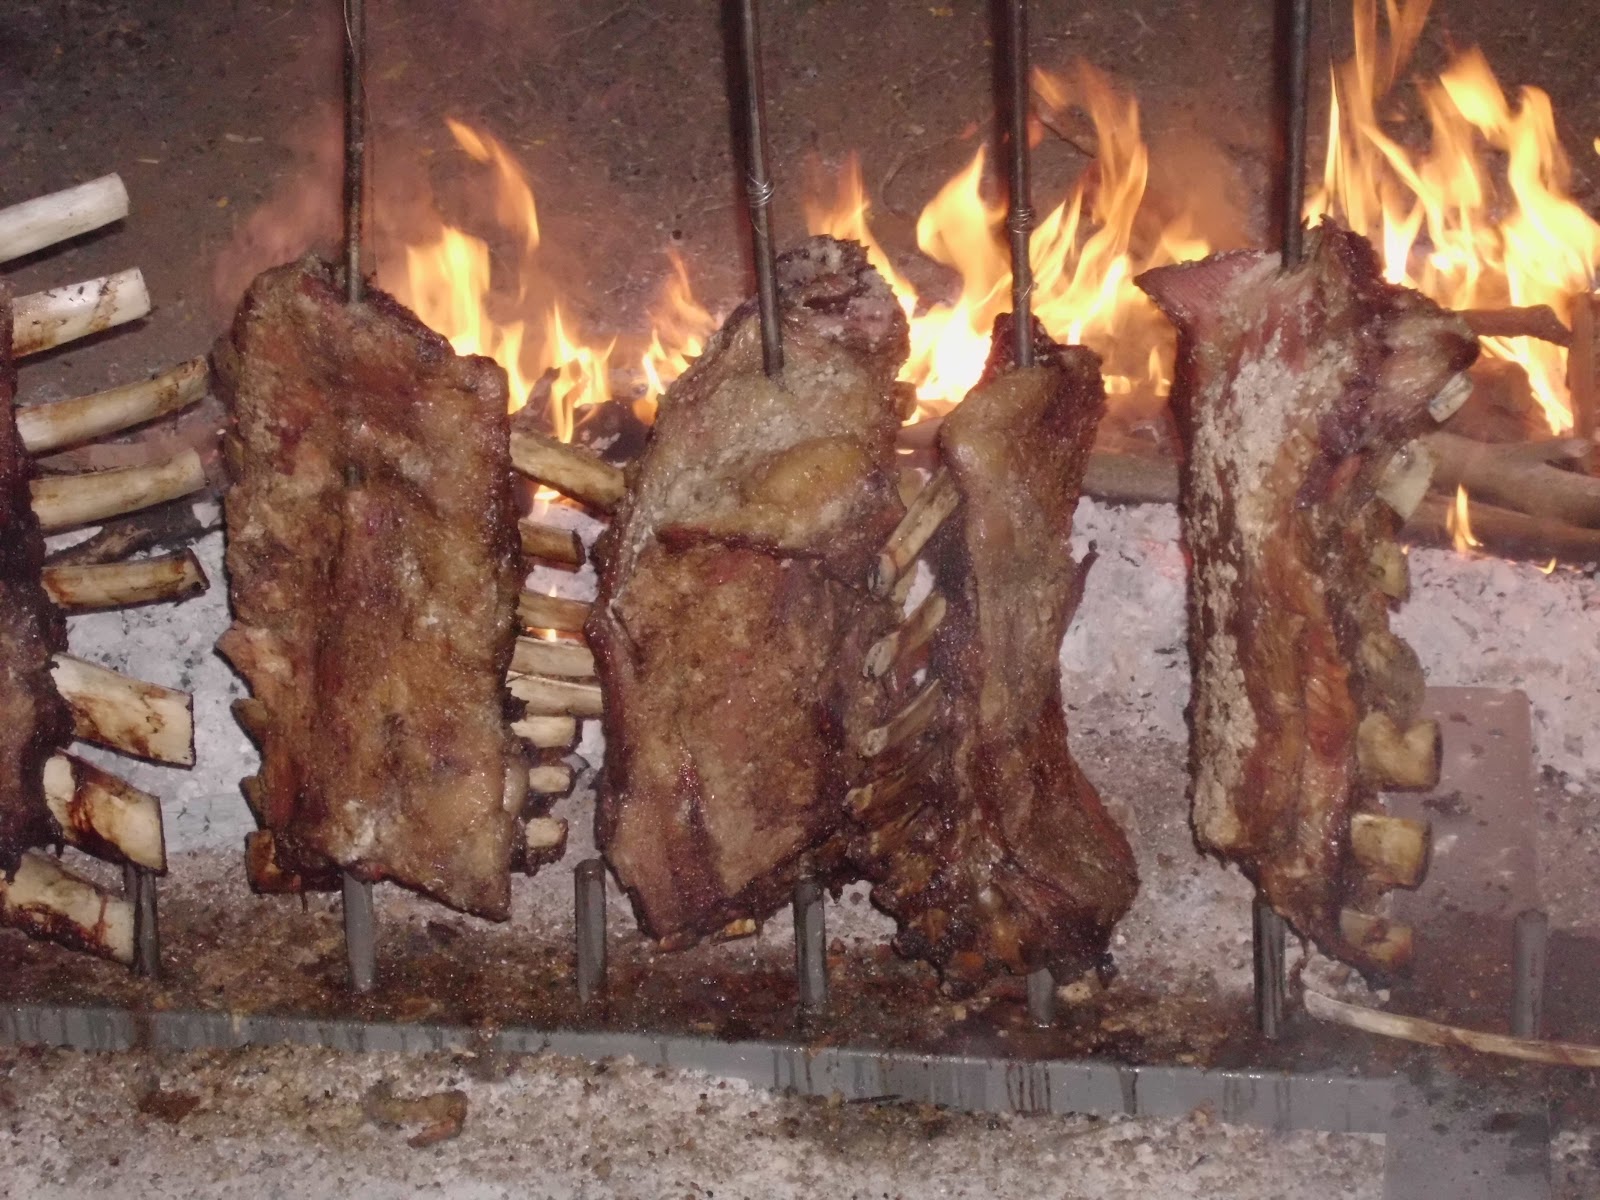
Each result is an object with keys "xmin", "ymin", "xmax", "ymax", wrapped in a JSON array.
[
  {"xmin": 1306, "ymin": 0, "xmax": 1600, "ymax": 433},
  {"xmin": 1447, "ymin": 485, "xmax": 1482, "ymax": 554},
  {"xmin": 804, "ymin": 62, "xmax": 1211, "ymax": 414}
]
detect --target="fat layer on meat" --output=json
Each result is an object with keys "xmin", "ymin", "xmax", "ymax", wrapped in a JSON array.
[
  {"xmin": 0, "ymin": 285, "xmax": 70, "ymax": 875},
  {"xmin": 216, "ymin": 257, "xmax": 522, "ymax": 919},
  {"xmin": 852, "ymin": 316, "xmax": 1138, "ymax": 990},
  {"xmin": 588, "ymin": 236, "xmax": 908, "ymax": 944},
  {"xmin": 1138, "ymin": 223, "xmax": 1477, "ymax": 975}
]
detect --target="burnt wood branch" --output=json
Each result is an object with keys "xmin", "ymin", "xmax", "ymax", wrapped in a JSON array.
[
  {"xmin": 1424, "ymin": 430, "xmax": 1600, "ymax": 527},
  {"xmin": 510, "ymin": 431, "xmax": 626, "ymax": 512},
  {"xmin": 1459, "ymin": 304, "xmax": 1572, "ymax": 346},
  {"xmin": 1304, "ymin": 988, "xmax": 1600, "ymax": 1067},
  {"xmin": 41, "ymin": 551, "xmax": 208, "ymax": 611},
  {"xmin": 1137, "ymin": 224, "xmax": 1477, "ymax": 977},
  {"xmin": 1566, "ymin": 291, "xmax": 1597, "ymax": 468},
  {"xmin": 1406, "ymin": 492, "xmax": 1600, "ymax": 565}
]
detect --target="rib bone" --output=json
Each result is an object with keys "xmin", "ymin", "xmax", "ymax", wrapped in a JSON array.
[
  {"xmin": 41, "ymin": 551, "xmax": 208, "ymax": 611},
  {"xmin": 864, "ymin": 591, "xmax": 947, "ymax": 679},
  {"xmin": 1356, "ymin": 711, "xmax": 1441, "ymax": 791},
  {"xmin": 518, "ymin": 590, "xmax": 592, "ymax": 634},
  {"xmin": 1349, "ymin": 811, "xmax": 1430, "ymax": 890},
  {"xmin": 30, "ymin": 449, "xmax": 206, "ymax": 532},
  {"xmin": 0, "ymin": 850, "xmax": 134, "ymax": 964},
  {"xmin": 18, "ymin": 358, "xmax": 208, "ymax": 455},
  {"xmin": 49, "ymin": 653, "xmax": 194, "ymax": 766},
  {"xmin": 13, "ymin": 269, "xmax": 150, "ymax": 357},
  {"xmin": 509, "ymin": 636, "xmax": 596, "ymax": 679},
  {"xmin": 511, "ymin": 715, "xmax": 578, "ymax": 749},
  {"xmin": 510, "ymin": 431, "xmax": 625, "ymax": 511},
  {"xmin": 0, "ymin": 174, "xmax": 129, "ymax": 264},
  {"xmin": 42, "ymin": 753, "xmax": 166, "ymax": 871},
  {"xmin": 870, "ymin": 469, "xmax": 959, "ymax": 597},
  {"xmin": 508, "ymin": 673, "xmax": 604, "ymax": 718},
  {"xmin": 519, "ymin": 519, "xmax": 585, "ymax": 566}
]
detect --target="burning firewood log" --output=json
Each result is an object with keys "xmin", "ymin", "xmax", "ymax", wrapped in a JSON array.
[
  {"xmin": 1137, "ymin": 223, "xmax": 1479, "ymax": 977},
  {"xmin": 215, "ymin": 256, "xmax": 527, "ymax": 920},
  {"xmin": 586, "ymin": 235, "xmax": 908, "ymax": 944},
  {"xmin": 849, "ymin": 316, "xmax": 1139, "ymax": 990}
]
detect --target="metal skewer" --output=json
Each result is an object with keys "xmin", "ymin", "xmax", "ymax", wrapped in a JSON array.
[
  {"xmin": 1280, "ymin": 0, "xmax": 1312, "ymax": 269},
  {"xmin": 123, "ymin": 863, "xmax": 160, "ymax": 978},
  {"xmin": 342, "ymin": 0, "xmax": 367, "ymax": 303},
  {"xmin": 339, "ymin": 0, "xmax": 377, "ymax": 993},
  {"xmin": 734, "ymin": 0, "xmax": 783, "ymax": 377},
  {"xmin": 1253, "ymin": 897, "xmax": 1288, "ymax": 1039},
  {"xmin": 1003, "ymin": 0, "xmax": 1035, "ymax": 368},
  {"xmin": 793, "ymin": 876, "xmax": 828, "ymax": 1011},
  {"xmin": 575, "ymin": 858, "xmax": 608, "ymax": 1006}
]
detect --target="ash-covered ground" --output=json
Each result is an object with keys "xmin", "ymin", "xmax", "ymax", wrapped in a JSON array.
[{"xmin": 6, "ymin": 0, "xmax": 1600, "ymax": 1196}]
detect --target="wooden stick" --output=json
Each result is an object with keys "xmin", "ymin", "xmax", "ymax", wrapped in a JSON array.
[
  {"xmin": 518, "ymin": 589, "xmax": 592, "ymax": 634},
  {"xmin": 1356, "ymin": 711, "xmax": 1440, "ymax": 791},
  {"xmin": 1348, "ymin": 812, "xmax": 1429, "ymax": 890},
  {"xmin": 49, "ymin": 653, "xmax": 194, "ymax": 766},
  {"xmin": 870, "ymin": 470, "xmax": 959, "ymax": 597},
  {"xmin": 1424, "ymin": 430, "xmax": 1600, "ymax": 526},
  {"xmin": 41, "ymin": 550, "xmax": 207, "ymax": 611},
  {"xmin": 510, "ymin": 636, "xmax": 596, "ymax": 679},
  {"xmin": 0, "ymin": 174, "xmax": 130, "ymax": 263},
  {"xmin": 508, "ymin": 673, "xmax": 604, "ymax": 718},
  {"xmin": 1406, "ymin": 493, "xmax": 1600, "ymax": 565},
  {"xmin": 859, "ymin": 679, "xmax": 942, "ymax": 758},
  {"xmin": 1460, "ymin": 304, "xmax": 1572, "ymax": 347},
  {"xmin": 30, "ymin": 449, "xmax": 206, "ymax": 532},
  {"xmin": 1304, "ymin": 988, "xmax": 1600, "ymax": 1067},
  {"xmin": 17, "ymin": 358, "xmax": 208, "ymax": 455},
  {"xmin": 510, "ymin": 431, "xmax": 625, "ymax": 511},
  {"xmin": 519, "ymin": 518, "xmax": 585, "ymax": 567},
  {"xmin": 12, "ymin": 269, "xmax": 151, "ymax": 357},
  {"xmin": 864, "ymin": 591, "xmax": 946, "ymax": 679},
  {"xmin": 42, "ymin": 753, "xmax": 166, "ymax": 871},
  {"xmin": 511, "ymin": 714, "xmax": 578, "ymax": 749},
  {"xmin": 0, "ymin": 850, "xmax": 134, "ymax": 964},
  {"xmin": 528, "ymin": 763, "xmax": 574, "ymax": 795}
]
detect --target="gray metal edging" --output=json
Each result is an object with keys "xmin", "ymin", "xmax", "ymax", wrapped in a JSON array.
[{"xmin": 0, "ymin": 1002, "xmax": 1396, "ymax": 1133}]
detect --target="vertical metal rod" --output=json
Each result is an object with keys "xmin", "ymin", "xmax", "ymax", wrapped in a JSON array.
[
  {"xmin": 735, "ymin": 0, "xmax": 783, "ymax": 377},
  {"xmin": 1003, "ymin": 0, "xmax": 1035, "ymax": 368},
  {"xmin": 122, "ymin": 864, "xmax": 160, "ymax": 978},
  {"xmin": 575, "ymin": 858, "xmax": 608, "ymax": 1006},
  {"xmin": 1280, "ymin": 0, "xmax": 1312, "ymax": 269},
  {"xmin": 342, "ymin": 0, "xmax": 367, "ymax": 303},
  {"xmin": 1253, "ymin": 898, "xmax": 1288, "ymax": 1039},
  {"xmin": 1511, "ymin": 908, "xmax": 1549, "ymax": 1039},
  {"xmin": 793, "ymin": 877, "xmax": 828, "ymax": 1011},
  {"xmin": 1026, "ymin": 967, "xmax": 1056, "ymax": 1026},
  {"xmin": 342, "ymin": 873, "xmax": 376, "ymax": 994}
]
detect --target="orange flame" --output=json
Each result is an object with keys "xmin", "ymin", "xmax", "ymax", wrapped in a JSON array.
[
  {"xmin": 1306, "ymin": 0, "xmax": 1600, "ymax": 434},
  {"xmin": 803, "ymin": 62, "xmax": 1210, "ymax": 416},
  {"xmin": 1446, "ymin": 484, "xmax": 1482, "ymax": 553}
]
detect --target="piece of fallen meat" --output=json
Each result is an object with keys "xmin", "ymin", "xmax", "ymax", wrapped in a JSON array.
[
  {"xmin": 1137, "ymin": 223, "xmax": 1477, "ymax": 976},
  {"xmin": 587, "ymin": 236, "xmax": 908, "ymax": 944},
  {"xmin": 0, "ymin": 283, "xmax": 70, "ymax": 875},
  {"xmin": 216, "ymin": 257, "xmax": 523, "ymax": 919},
  {"xmin": 850, "ymin": 316, "xmax": 1138, "ymax": 991}
]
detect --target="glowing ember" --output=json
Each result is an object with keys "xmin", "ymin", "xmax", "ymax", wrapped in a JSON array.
[
  {"xmin": 1447, "ymin": 484, "xmax": 1483, "ymax": 554},
  {"xmin": 1306, "ymin": 0, "xmax": 1600, "ymax": 434}
]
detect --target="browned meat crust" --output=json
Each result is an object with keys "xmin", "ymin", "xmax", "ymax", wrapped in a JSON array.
[
  {"xmin": 216, "ymin": 257, "xmax": 522, "ymax": 919},
  {"xmin": 1138, "ymin": 223, "xmax": 1477, "ymax": 975},
  {"xmin": 0, "ymin": 285, "xmax": 70, "ymax": 875},
  {"xmin": 588, "ymin": 236, "xmax": 908, "ymax": 944},
  {"xmin": 853, "ymin": 317, "xmax": 1138, "ymax": 991}
]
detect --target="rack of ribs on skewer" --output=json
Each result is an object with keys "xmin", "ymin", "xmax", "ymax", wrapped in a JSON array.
[
  {"xmin": 216, "ymin": 257, "xmax": 525, "ymax": 919},
  {"xmin": 1137, "ymin": 222, "xmax": 1477, "ymax": 977},
  {"xmin": 849, "ymin": 316, "xmax": 1139, "ymax": 992},
  {"xmin": 587, "ymin": 236, "xmax": 909, "ymax": 946}
]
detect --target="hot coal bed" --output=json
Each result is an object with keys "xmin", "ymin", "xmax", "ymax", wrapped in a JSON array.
[{"xmin": 5, "ymin": 0, "xmax": 1600, "ymax": 1195}]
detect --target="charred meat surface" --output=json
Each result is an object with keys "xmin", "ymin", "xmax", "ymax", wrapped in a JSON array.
[
  {"xmin": 588, "ymin": 236, "xmax": 908, "ymax": 944},
  {"xmin": 0, "ymin": 286, "xmax": 70, "ymax": 876},
  {"xmin": 1137, "ymin": 223, "xmax": 1476, "ymax": 975},
  {"xmin": 217, "ymin": 257, "xmax": 522, "ymax": 919},
  {"xmin": 854, "ymin": 317, "xmax": 1138, "ymax": 990}
]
